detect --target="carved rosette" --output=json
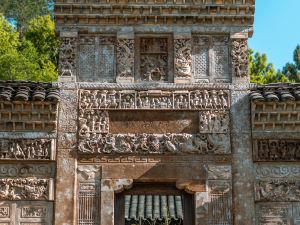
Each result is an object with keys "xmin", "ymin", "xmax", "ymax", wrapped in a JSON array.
[
  {"xmin": 174, "ymin": 39, "xmax": 192, "ymax": 79},
  {"xmin": 231, "ymin": 39, "xmax": 248, "ymax": 77},
  {"xmin": 116, "ymin": 39, "xmax": 134, "ymax": 80},
  {"xmin": 58, "ymin": 37, "xmax": 77, "ymax": 77}
]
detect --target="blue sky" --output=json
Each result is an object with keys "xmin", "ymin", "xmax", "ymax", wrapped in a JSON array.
[{"xmin": 249, "ymin": 0, "xmax": 300, "ymax": 70}]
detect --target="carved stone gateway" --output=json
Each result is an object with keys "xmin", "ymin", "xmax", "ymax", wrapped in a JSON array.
[{"xmin": 9, "ymin": 1, "xmax": 300, "ymax": 225}]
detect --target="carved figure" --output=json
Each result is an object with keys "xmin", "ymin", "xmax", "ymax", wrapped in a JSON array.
[
  {"xmin": 117, "ymin": 39, "xmax": 134, "ymax": 78},
  {"xmin": 231, "ymin": 39, "xmax": 248, "ymax": 77},
  {"xmin": 175, "ymin": 39, "xmax": 192, "ymax": 78}
]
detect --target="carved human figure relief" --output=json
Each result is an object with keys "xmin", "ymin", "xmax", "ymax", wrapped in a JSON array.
[
  {"xmin": 79, "ymin": 110, "xmax": 109, "ymax": 137},
  {"xmin": 58, "ymin": 37, "xmax": 77, "ymax": 77},
  {"xmin": 79, "ymin": 89, "xmax": 230, "ymax": 110},
  {"xmin": 174, "ymin": 39, "xmax": 192, "ymax": 79},
  {"xmin": 140, "ymin": 38, "xmax": 168, "ymax": 82},
  {"xmin": 231, "ymin": 39, "xmax": 248, "ymax": 77},
  {"xmin": 117, "ymin": 39, "xmax": 134, "ymax": 80},
  {"xmin": 199, "ymin": 111, "xmax": 229, "ymax": 133},
  {"xmin": 0, "ymin": 178, "xmax": 50, "ymax": 200},
  {"xmin": 0, "ymin": 139, "xmax": 53, "ymax": 160}
]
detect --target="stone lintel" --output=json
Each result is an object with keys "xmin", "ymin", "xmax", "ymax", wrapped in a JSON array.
[{"xmin": 60, "ymin": 31, "xmax": 78, "ymax": 38}]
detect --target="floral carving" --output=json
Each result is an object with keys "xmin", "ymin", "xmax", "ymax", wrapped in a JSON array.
[
  {"xmin": 174, "ymin": 39, "xmax": 192, "ymax": 78},
  {"xmin": 58, "ymin": 37, "xmax": 77, "ymax": 77},
  {"xmin": 117, "ymin": 39, "xmax": 134, "ymax": 78},
  {"xmin": 0, "ymin": 178, "xmax": 49, "ymax": 200},
  {"xmin": 78, "ymin": 133, "xmax": 230, "ymax": 155},
  {"xmin": 231, "ymin": 39, "xmax": 248, "ymax": 77},
  {"xmin": 0, "ymin": 207, "xmax": 9, "ymax": 218}
]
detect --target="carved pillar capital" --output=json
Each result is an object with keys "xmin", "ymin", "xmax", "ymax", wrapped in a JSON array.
[{"xmin": 101, "ymin": 179, "xmax": 133, "ymax": 193}]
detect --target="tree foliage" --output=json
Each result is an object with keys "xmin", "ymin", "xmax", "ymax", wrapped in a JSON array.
[
  {"xmin": 0, "ymin": 15, "xmax": 58, "ymax": 82},
  {"xmin": 282, "ymin": 45, "xmax": 300, "ymax": 82},
  {"xmin": 0, "ymin": 0, "xmax": 53, "ymax": 33},
  {"xmin": 248, "ymin": 49, "xmax": 290, "ymax": 84}
]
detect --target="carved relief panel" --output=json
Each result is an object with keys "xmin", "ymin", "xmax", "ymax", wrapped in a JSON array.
[
  {"xmin": 0, "ymin": 139, "xmax": 55, "ymax": 160},
  {"xmin": 0, "ymin": 201, "xmax": 53, "ymax": 225},
  {"xmin": 135, "ymin": 36, "xmax": 173, "ymax": 82},
  {"xmin": 78, "ymin": 36, "xmax": 116, "ymax": 82},
  {"xmin": 59, "ymin": 35, "xmax": 77, "ymax": 78},
  {"xmin": 193, "ymin": 36, "xmax": 230, "ymax": 83},
  {"xmin": 253, "ymin": 139, "xmax": 300, "ymax": 161}
]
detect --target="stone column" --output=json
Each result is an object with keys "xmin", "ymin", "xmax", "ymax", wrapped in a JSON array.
[
  {"xmin": 58, "ymin": 32, "xmax": 78, "ymax": 83},
  {"xmin": 174, "ymin": 32, "xmax": 192, "ymax": 84},
  {"xmin": 116, "ymin": 31, "xmax": 135, "ymax": 83},
  {"xmin": 55, "ymin": 86, "xmax": 78, "ymax": 225},
  {"xmin": 231, "ymin": 88, "xmax": 255, "ymax": 225},
  {"xmin": 100, "ymin": 179, "xmax": 133, "ymax": 225}
]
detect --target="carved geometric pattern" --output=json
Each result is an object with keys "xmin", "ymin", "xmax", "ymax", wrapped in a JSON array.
[
  {"xmin": 194, "ymin": 46, "xmax": 209, "ymax": 79},
  {"xmin": 256, "ymin": 204, "xmax": 290, "ymax": 225},
  {"xmin": 208, "ymin": 193, "xmax": 232, "ymax": 225},
  {"xmin": 78, "ymin": 183, "xmax": 100, "ymax": 225},
  {"xmin": 214, "ymin": 46, "xmax": 229, "ymax": 78},
  {"xmin": 254, "ymin": 139, "xmax": 300, "ymax": 161}
]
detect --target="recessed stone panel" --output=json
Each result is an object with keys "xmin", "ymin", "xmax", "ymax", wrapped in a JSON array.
[{"xmin": 109, "ymin": 111, "xmax": 198, "ymax": 134}]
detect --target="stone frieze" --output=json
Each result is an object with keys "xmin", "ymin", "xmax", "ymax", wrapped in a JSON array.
[
  {"xmin": 254, "ymin": 139, "xmax": 300, "ymax": 161},
  {"xmin": 0, "ymin": 139, "xmax": 54, "ymax": 160},
  {"xmin": 79, "ymin": 89, "xmax": 229, "ymax": 110},
  {"xmin": 78, "ymin": 133, "xmax": 231, "ymax": 155},
  {"xmin": 0, "ymin": 178, "xmax": 52, "ymax": 200}
]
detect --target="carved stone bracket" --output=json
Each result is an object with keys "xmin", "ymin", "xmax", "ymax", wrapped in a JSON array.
[
  {"xmin": 231, "ymin": 39, "xmax": 248, "ymax": 77},
  {"xmin": 176, "ymin": 180, "xmax": 205, "ymax": 194},
  {"xmin": 116, "ymin": 39, "xmax": 134, "ymax": 83},
  {"xmin": 101, "ymin": 179, "xmax": 133, "ymax": 193}
]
